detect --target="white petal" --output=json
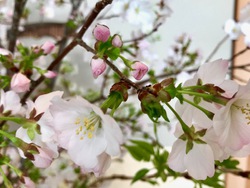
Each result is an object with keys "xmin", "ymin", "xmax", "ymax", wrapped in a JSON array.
[
  {"xmin": 167, "ymin": 139, "xmax": 186, "ymax": 173},
  {"xmin": 185, "ymin": 143, "xmax": 215, "ymax": 180}
]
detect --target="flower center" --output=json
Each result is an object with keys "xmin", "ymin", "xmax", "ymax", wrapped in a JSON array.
[
  {"xmin": 234, "ymin": 102, "xmax": 250, "ymax": 125},
  {"xmin": 74, "ymin": 112, "xmax": 101, "ymax": 140}
]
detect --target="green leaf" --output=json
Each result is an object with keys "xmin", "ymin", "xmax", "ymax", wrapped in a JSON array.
[
  {"xmin": 66, "ymin": 20, "xmax": 77, "ymax": 30},
  {"xmin": 106, "ymin": 47, "xmax": 121, "ymax": 60},
  {"xmin": 125, "ymin": 146, "xmax": 151, "ymax": 161},
  {"xmin": 132, "ymin": 168, "xmax": 150, "ymax": 184},
  {"xmin": 130, "ymin": 140, "xmax": 154, "ymax": 155},
  {"xmin": 218, "ymin": 157, "xmax": 240, "ymax": 169}
]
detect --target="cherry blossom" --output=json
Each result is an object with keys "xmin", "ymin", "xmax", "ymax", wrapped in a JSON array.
[
  {"xmin": 16, "ymin": 91, "xmax": 63, "ymax": 168},
  {"xmin": 90, "ymin": 57, "xmax": 107, "ymax": 78},
  {"xmin": 224, "ymin": 19, "xmax": 241, "ymax": 40},
  {"xmin": 213, "ymin": 80, "xmax": 250, "ymax": 152},
  {"xmin": 41, "ymin": 41, "xmax": 55, "ymax": 55},
  {"xmin": 112, "ymin": 34, "xmax": 123, "ymax": 48},
  {"xmin": 0, "ymin": 90, "xmax": 22, "ymax": 115},
  {"xmin": 93, "ymin": 24, "xmax": 110, "ymax": 42},
  {"xmin": 49, "ymin": 96, "xmax": 123, "ymax": 175},
  {"xmin": 168, "ymin": 139, "xmax": 215, "ymax": 180},
  {"xmin": 131, "ymin": 61, "xmax": 148, "ymax": 80},
  {"xmin": 11, "ymin": 73, "xmax": 31, "ymax": 93}
]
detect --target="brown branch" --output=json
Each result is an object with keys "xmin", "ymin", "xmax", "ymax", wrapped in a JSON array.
[
  {"xmin": 228, "ymin": 47, "xmax": 249, "ymax": 61},
  {"xmin": 8, "ymin": 0, "xmax": 27, "ymax": 53},
  {"xmin": 77, "ymin": 40, "xmax": 140, "ymax": 90},
  {"xmin": 20, "ymin": 0, "xmax": 113, "ymax": 104},
  {"xmin": 123, "ymin": 22, "xmax": 163, "ymax": 43}
]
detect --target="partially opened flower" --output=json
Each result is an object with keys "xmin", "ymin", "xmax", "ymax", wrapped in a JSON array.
[
  {"xmin": 93, "ymin": 24, "xmax": 110, "ymax": 42},
  {"xmin": 90, "ymin": 57, "xmax": 106, "ymax": 78},
  {"xmin": 49, "ymin": 96, "xmax": 123, "ymax": 175},
  {"xmin": 131, "ymin": 61, "xmax": 148, "ymax": 80},
  {"xmin": 11, "ymin": 73, "xmax": 31, "ymax": 93}
]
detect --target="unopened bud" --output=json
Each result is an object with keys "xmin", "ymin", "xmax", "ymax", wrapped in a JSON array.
[{"xmin": 93, "ymin": 24, "xmax": 110, "ymax": 42}]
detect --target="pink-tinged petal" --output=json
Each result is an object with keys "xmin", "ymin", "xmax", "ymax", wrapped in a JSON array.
[
  {"xmin": 167, "ymin": 139, "xmax": 186, "ymax": 173},
  {"xmin": 219, "ymin": 80, "xmax": 239, "ymax": 98},
  {"xmin": 93, "ymin": 24, "xmax": 110, "ymax": 42},
  {"xmin": 213, "ymin": 81, "xmax": 250, "ymax": 151},
  {"xmin": 92, "ymin": 153, "xmax": 111, "ymax": 176},
  {"xmin": 131, "ymin": 61, "xmax": 148, "ymax": 80},
  {"xmin": 197, "ymin": 59, "xmax": 229, "ymax": 85},
  {"xmin": 11, "ymin": 73, "xmax": 30, "ymax": 93},
  {"xmin": 33, "ymin": 147, "xmax": 54, "ymax": 168},
  {"xmin": 184, "ymin": 143, "xmax": 215, "ymax": 180},
  {"xmin": 34, "ymin": 91, "xmax": 63, "ymax": 115},
  {"xmin": 90, "ymin": 57, "xmax": 107, "ymax": 78}
]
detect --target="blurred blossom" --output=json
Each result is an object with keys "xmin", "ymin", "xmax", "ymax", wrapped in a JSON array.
[
  {"xmin": 241, "ymin": 22, "xmax": 250, "ymax": 47},
  {"xmin": 224, "ymin": 19, "xmax": 241, "ymax": 40},
  {"xmin": 44, "ymin": 70, "xmax": 57, "ymax": 78},
  {"xmin": 41, "ymin": 41, "xmax": 55, "ymax": 55},
  {"xmin": 112, "ymin": 0, "xmax": 156, "ymax": 33}
]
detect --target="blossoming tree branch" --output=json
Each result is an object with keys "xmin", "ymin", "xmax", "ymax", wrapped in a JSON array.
[{"xmin": 0, "ymin": 0, "xmax": 250, "ymax": 187}]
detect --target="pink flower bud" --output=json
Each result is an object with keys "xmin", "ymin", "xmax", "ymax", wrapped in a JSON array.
[
  {"xmin": 11, "ymin": 73, "xmax": 31, "ymax": 93},
  {"xmin": 44, "ymin": 70, "xmax": 57, "ymax": 78},
  {"xmin": 131, "ymin": 61, "xmax": 148, "ymax": 80},
  {"xmin": 93, "ymin": 24, "xmax": 110, "ymax": 42},
  {"xmin": 112, "ymin": 34, "xmax": 123, "ymax": 47},
  {"xmin": 41, "ymin": 41, "xmax": 55, "ymax": 54},
  {"xmin": 91, "ymin": 57, "xmax": 106, "ymax": 78}
]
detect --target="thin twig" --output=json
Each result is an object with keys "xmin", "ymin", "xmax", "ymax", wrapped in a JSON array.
[
  {"xmin": 77, "ymin": 39, "xmax": 140, "ymax": 90},
  {"xmin": 21, "ymin": 0, "xmax": 113, "ymax": 104},
  {"xmin": 205, "ymin": 35, "xmax": 229, "ymax": 62},
  {"xmin": 228, "ymin": 47, "xmax": 249, "ymax": 61},
  {"xmin": 123, "ymin": 22, "xmax": 163, "ymax": 43}
]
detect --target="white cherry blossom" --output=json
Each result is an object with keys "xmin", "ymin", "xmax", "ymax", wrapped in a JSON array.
[{"xmin": 49, "ymin": 96, "xmax": 123, "ymax": 175}]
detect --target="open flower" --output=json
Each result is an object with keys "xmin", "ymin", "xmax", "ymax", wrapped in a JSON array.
[
  {"xmin": 49, "ymin": 96, "xmax": 123, "ymax": 175},
  {"xmin": 168, "ymin": 139, "xmax": 215, "ymax": 180},
  {"xmin": 16, "ymin": 91, "xmax": 63, "ymax": 168},
  {"xmin": 213, "ymin": 80, "xmax": 250, "ymax": 152}
]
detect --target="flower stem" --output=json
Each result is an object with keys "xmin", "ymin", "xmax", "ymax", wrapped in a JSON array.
[
  {"xmin": 183, "ymin": 98, "xmax": 214, "ymax": 120},
  {"xmin": 165, "ymin": 102, "xmax": 192, "ymax": 137},
  {"xmin": 0, "ymin": 166, "xmax": 13, "ymax": 188}
]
